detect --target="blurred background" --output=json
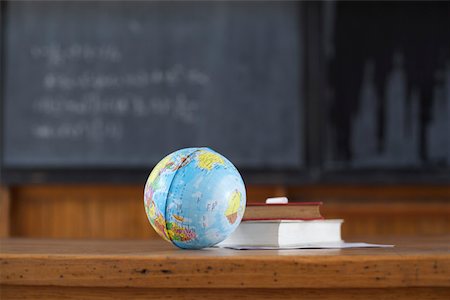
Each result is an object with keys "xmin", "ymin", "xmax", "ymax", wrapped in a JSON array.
[{"xmin": 0, "ymin": 1, "xmax": 449, "ymax": 240}]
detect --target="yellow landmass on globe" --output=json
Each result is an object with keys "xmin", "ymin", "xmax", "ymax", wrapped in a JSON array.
[
  {"xmin": 197, "ymin": 151, "xmax": 225, "ymax": 170},
  {"xmin": 172, "ymin": 214, "xmax": 185, "ymax": 222},
  {"xmin": 147, "ymin": 200, "xmax": 156, "ymax": 219},
  {"xmin": 146, "ymin": 199, "xmax": 170, "ymax": 242},
  {"xmin": 153, "ymin": 212, "xmax": 171, "ymax": 242},
  {"xmin": 147, "ymin": 155, "xmax": 172, "ymax": 184},
  {"xmin": 225, "ymin": 190, "xmax": 241, "ymax": 224}
]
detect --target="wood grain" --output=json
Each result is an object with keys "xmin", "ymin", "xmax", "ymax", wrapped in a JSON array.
[
  {"xmin": 322, "ymin": 202, "xmax": 450, "ymax": 237},
  {"xmin": 1, "ymin": 236, "xmax": 449, "ymax": 289},
  {"xmin": 9, "ymin": 185, "xmax": 155, "ymax": 239},
  {"xmin": 8, "ymin": 185, "xmax": 282, "ymax": 239},
  {"xmin": 0, "ymin": 186, "xmax": 11, "ymax": 238},
  {"xmin": 1, "ymin": 286, "xmax": 449, "ymax": 300},
  {"xmin": 287, "ymin": 185, "xmax": 450, "ymax": 201},
  {"xmin": 6, "ymin": 184, "xmax": 450, "ymax": 238}
]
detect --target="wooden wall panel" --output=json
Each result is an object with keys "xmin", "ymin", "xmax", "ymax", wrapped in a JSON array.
[
  {"xmin": 322, "ymin": 202, "xmax": 450, "ymax": 237},
  {"xmin": 289, "ymin": 185, "xmax": 450, "ymax": 238},
  {"xmin": 9, "ymin": 185, "xmax": 154, "ymax": 239},
  {"xmin": 8, "ymin": 185, "xmax": 282, "ymax": 239},
  {"xmin": 287, "ymin": 185, "xmax": 450, "ymax": 202},
  {"xmin": 6, "ymin": 184, "xmax": 450, "ymax": 239},
  {"xmin": 0, "ymin": 186, "xmax": 11, "ymax": 237}
]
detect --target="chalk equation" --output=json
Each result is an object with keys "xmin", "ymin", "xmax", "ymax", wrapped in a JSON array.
[
  {"xmin": 33, "ymin": 93, "xmax": 199, "ymax": 124},
  {"xmin": 42, "ymin": 68, "xmax": 210, "ymax": 90},
  {"xmin": 27, "ymin": 43, "xmax": 210, "ymax": 141},
  {"xmin": 30, "ymin": 43, "xmax": 122, "ymax": 66},
  {"xmin": 32, "ymin": 120, "xmax": 123, "ymax": 141}
]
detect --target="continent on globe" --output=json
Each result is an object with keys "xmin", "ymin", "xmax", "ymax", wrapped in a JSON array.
[
  {"xmin": 145, "ymin": 200, "xmax": 170, "ymax": 241},
  {"xmin": 166, "ymin": 221, "xmax": 197, "ymax": 242},
  {"xmin": 196, "ymin": 150, "xmax": 225, "ymax": 170},
  {"xmin": 225, "ymin": 190, "xmax": 243, "ymax": 224},
  {"xmin": 144, "ymin": 147, "xmax": 246, "ymax": 249}
]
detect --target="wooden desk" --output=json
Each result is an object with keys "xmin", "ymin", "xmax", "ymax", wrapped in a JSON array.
[{"xmin": 1, "ymin": 236, "xmax": 449, "ymax": 299}]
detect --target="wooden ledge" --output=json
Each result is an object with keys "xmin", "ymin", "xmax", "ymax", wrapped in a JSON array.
[{"xmin": 1, "ymin": 236, "xmax": 449, "ymax": 290}]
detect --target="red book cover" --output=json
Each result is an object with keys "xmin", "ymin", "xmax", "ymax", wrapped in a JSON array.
[{"xmin": 243, "ymin": 202, "xmax": 323, "ymax": 221}]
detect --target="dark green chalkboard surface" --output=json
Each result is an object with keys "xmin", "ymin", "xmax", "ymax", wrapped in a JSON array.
[{"xmin": 2, "ymin": 1, "xmax": 303, "ymax": 170}]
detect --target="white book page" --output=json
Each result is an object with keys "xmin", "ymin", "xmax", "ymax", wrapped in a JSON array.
[{"xmin": 217, "ymin": 241, "xmax": 394, "ymax": 250}]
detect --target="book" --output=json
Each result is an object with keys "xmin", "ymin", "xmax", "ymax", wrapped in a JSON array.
[
  {"xmin": 218, "ymin": 219, "xmax": 343, "ymax": 247},
  {"xmin": 243, "ymin": 202, "xmax": 323, "ymax": 221}
]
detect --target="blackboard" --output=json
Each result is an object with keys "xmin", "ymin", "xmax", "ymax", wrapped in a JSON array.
[
  {"xmin": 324, "ymin": 1, "xmax": 450, "ymax": 175},
  {"xmin": 2, "ymin": 1, "xmax": 303, "ymax": 170},
  {"xmin": 1, "ymin": 1, "xmax": 449, "ymax": 184}
]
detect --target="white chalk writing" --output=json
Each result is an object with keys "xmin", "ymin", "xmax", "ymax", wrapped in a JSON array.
[{"xmin": 29, "ymin": 43, "xmax": 209, "ymax": 141}]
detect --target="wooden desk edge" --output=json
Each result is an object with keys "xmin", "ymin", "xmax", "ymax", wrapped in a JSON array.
[{"xmin": 1, "ymin": 244, "xmax": 449, "ymax": 289}]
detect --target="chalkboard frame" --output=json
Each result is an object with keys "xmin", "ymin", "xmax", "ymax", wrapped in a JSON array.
[{"xmin": 0, "ymin": 1, "xmax": 449, "ymax": 185}]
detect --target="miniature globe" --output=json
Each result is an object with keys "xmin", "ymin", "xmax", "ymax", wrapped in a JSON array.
[{"xmin": 144, "ymin": 147, "xmax": 246, "ymax": 249}]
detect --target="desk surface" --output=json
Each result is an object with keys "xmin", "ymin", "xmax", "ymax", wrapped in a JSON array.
[{"xmin": 1, "ymin": 236, "xmax": 449, "ymax": 299}]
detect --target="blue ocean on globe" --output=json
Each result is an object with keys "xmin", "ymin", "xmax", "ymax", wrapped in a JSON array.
[{"xmin": 144, "ymin": 147, "xmax": 246, "ymax": 249}]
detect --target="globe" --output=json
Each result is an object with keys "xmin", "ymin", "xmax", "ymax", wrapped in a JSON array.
[{"xmin": 144, "ymin": 147, "xmax": 246, "ymax": 249}]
